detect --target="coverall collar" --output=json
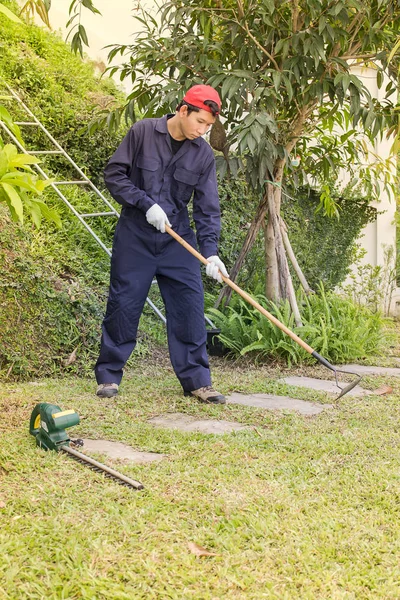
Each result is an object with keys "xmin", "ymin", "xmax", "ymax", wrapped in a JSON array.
[{"xmin": 156, "ymin": 115, "xmax": 202, "ymax": 146}]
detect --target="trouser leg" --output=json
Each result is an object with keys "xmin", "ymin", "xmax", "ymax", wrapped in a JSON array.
[
  {"xmin": 95, "ymin": 219, "xmax": 156, "ymax": 385},
  {"xmin": 156, "ymin": 229, "xmax": 211, "ymax": 392}
]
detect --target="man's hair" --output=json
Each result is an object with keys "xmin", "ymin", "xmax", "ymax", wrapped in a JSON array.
[{"xmin": 176, "ymin": 100, "xmax": 219, "ymax": 118}]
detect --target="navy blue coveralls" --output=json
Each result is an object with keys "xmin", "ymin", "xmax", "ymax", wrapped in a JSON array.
[{"xmin": 95, "ymin": 115, "xmax": 221, "ymax": 392}]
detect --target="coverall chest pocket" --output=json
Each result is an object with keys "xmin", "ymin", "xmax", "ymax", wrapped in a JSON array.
[
  {"xmin": 172, "ymin": 167, "xmax": 199, "ymax": 204},
  {"xmin": 136, "ymin": 155, "xmax": 160, "ymax": 194}
]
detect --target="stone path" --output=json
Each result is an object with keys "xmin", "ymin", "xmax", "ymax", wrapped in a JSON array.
[
  {"xmin": 227, "ymin": 392, "xmax": 331, "ymax": 415},
  {"xmin": 339, "ymin": 364, "xmax": 400, "ymax": 377},
  {"xmin": 148, "ymin": 412, "xmax": 248, "ymax": 435},
  {"xmin": 279, "ymin": 376, "xmax": 368, "ymax": 396},
  {"xmin": 81, "ymin": 439, "xmax": 164, "ymax": 464}
]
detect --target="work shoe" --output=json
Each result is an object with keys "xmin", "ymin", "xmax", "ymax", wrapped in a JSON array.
[
  {"xmin": 185, "ymin": 386, "xmax": 226, "ymax": 405},
  {"xmin": 96, "ymin": 383, "xmax": 119, "ymax": 398}
]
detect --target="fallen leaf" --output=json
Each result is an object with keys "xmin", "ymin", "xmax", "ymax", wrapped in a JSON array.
[
  {"xmin": 0, "ymin": 500, "xmax": 6, "ymax": 508},
  {"xmin": 188, "ymin": 542, "xmax": 217, "ymax": 557},
  {"xmin": 65, "ymin": 348, "xmax": 77, "ymax": 365},
  {"xmin": 373, "ymin": 385, "xmax": 393, "ymax": 396}
]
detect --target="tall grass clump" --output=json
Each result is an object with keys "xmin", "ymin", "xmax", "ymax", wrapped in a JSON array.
[{"xmin": 206, "ymin": 284, "xmax": 388, "ymax": 365}]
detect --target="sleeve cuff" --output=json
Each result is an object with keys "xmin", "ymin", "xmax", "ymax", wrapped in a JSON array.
[{"xmin": 201, "ymin": 244, "xmax": 218, "ymax": 259}]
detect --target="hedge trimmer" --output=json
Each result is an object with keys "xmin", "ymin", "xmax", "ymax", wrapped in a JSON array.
[{"xmin": 29, "ymin": 403, "xmax": 143, "ymax": 490}]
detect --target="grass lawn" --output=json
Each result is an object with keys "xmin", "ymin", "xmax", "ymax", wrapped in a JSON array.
[{"xmin": 0, "ymin": 353, "xmax": 399, "ymax": 599}]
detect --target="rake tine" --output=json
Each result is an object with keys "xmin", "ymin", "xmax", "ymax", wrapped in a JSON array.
[
  {"xmin": 334, "ymin": 369, "xmax": 363, "ymax": 400},
  {"xmin": 312, "ymin": 352, "xmax": 362, "ymax": 399}
]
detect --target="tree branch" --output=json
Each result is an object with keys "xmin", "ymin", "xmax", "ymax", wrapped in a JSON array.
[{"xmin": 232, "ymin": 7, "xmax": 281, "ymax": 72}]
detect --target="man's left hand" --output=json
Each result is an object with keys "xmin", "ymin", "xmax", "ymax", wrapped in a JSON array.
[{"xmin": 205, "ymin": 256, "xmax": 229, "ymax": 284}]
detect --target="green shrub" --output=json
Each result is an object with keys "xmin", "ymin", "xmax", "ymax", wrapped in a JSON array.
[
  {"xmin": 0, "ymin": 206, "xmax": 105, "ymax": 378},
  {"xmin": 282, "ymin": 185, "xmax": 377, "ymax": 291},
  {"xmin": 207, "ymin": 284, "xmax": 388, "ymax": 365}
]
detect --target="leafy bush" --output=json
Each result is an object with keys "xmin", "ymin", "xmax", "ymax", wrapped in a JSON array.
[
  {"xmin": 282, "ymin": 185, "xmax": 377, "ymax": 291},
  {"xmin": 0, "ymin": 4, "xmax": 130, "ymax": 380},
  {"xmin": 207, "ymin": 284, "xmax": 388, "ymax": 365},
  {"xmin": 0, "ymin": 205, "xmax": 104, "ymax": 378}
]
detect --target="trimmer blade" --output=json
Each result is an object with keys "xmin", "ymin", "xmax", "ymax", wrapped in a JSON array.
[{"xmin": 61, "ymin": 445, "xmax": 143, "ymax": 490}]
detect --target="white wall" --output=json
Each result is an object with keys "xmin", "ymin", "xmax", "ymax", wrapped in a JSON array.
[{"xmin": 342, "ymin": 65, "xmax": 398, "ymax": 314}]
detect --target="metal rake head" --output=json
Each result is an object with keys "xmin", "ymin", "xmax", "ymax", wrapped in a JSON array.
[{"xmin": 333, "ymin": 368, "xmax": 362, "ymax": 400}]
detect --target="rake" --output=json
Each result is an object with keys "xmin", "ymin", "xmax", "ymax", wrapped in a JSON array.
[{"xmin": 165, "ymin": 225, "xmax": 362, "ymax": 400}]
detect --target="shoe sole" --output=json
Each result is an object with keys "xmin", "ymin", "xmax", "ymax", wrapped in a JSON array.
[
  {"xmin": 184, "ymin": 392, "xmax": 226, "ymax": 405},
  {"xmin": 96, "ymin": 391, "xmax": 118, "ymax": 398}
]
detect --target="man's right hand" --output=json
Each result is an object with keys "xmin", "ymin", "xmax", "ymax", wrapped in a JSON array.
[{"xmin": 145, "ymin": 204, "xmax": 172, "ymax": 233}]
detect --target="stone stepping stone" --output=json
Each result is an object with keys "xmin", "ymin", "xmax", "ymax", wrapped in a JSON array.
[
  {"xmin": 148, "ymin": 413, "xmax": 248, "ymax": 435},
  {"xmin": 279, "ymin": 376, "xmax": 368, "ymax": 397},
  {"xmin": 81, "ymin": 439, "xmax": 164, "ymax": 464},
  {"xmin": 227, "ymin": 392, "xmax": 331, "ymax": 415},
  {"xmin": 339, "ymin": 364, "xmax": 400, "ymax": 377}
]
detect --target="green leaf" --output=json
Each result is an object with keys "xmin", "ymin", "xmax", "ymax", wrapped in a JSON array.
[
  {"xmin": 1, "ymin": 182, "xmax": 24, "ymax": 222},
  {"xmin": 71, "ymin": 31, "xmax": 83, "ymax": 57},
  {"xmin": 78, "ymin": 24, "xmax": 89, "ymax": 47},
  {"xmin": 9, "ymin": 154, "xmax": 40, "ymax": 168},
  {"xmin": 81, "ymin": 0, "xmax": 101, "ymax": 15},
  {"xmin": 1, "ymin": 174, "xmax": 42, "ymax": 193},
  {"xmin": 272, "ymin": 71, "xmax": 281, "ymax": 92},
  {"xmin": 3, "ymin": 144, "xmax": 18, "ymax": 161},
  {"xmin": 0, "ymin": 150, "xmax": 8, "ymax": 177},
  {"xmin": 35, "ymin": 200, "xmax": 62, "ymax": 228},
  {"xmin": 24, "ymin": 198, "xmax": 42, "ymax": 228}
]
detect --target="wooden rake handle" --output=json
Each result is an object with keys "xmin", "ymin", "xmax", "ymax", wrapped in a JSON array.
[{"xmin": 165, "ymin": 225, "xmax": 314, "ymax": 355}]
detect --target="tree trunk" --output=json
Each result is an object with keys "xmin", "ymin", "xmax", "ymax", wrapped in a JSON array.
[
  {"xmin": 266, "ymin": 182, "xmax": 287, "ymax": 299},
  {"xmin": 265, "ymin": 182, "xmax": 303, "ymax": 326},
  {"xmin": 263, "ymin": 215, "xmax": 279, "ymax": 301},
  {"xmin": 280, "ymin": 219, "xmax": 314, "ymax": 295}
]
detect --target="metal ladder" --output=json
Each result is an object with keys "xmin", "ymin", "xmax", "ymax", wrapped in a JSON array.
[{"xmin": 0, "ymin": 82, "xmax": 166, "ymax": 323}]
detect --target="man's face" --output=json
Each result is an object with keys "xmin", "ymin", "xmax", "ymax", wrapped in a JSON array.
[{"xmin": 179, "ymin": 106, "xmax": 216, "ymax": 140}]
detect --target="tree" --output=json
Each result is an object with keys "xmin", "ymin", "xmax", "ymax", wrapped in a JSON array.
[
  {"xmin": 97, "ymin": 0, "xmax": 400, "ymax": 322},
  {"xmin": 0, "ymin": 0, "xmax": 100, "ymax": 56}
]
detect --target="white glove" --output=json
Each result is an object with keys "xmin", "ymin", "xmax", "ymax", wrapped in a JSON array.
[
  {"xmin": 205, "ymin": 255, "xmax": 229, "ymax": 284},
  {"xmin": 145, "ymin": 204, "xmax": 171, "ymax": 233}
]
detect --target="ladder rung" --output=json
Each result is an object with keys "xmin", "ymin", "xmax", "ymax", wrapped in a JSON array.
[
  {"xmin": 14, "ymin": 121, "xmax": 40, "ymax": 126},
  {"xmin": 53, "ymin": 180, "xmax": 89, "ymax": 185},
  {"xmin": 27, "ymin": 150, "xmax": 63, "ymax": 155},
  {"xmin": 80, "ymin": 212, "xmax": 117, "ymax": 217}
]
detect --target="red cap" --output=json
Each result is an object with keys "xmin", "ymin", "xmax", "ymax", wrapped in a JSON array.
[{"xmin": 183, "ymin": 85, "xmax": 221, "ymax": 114}]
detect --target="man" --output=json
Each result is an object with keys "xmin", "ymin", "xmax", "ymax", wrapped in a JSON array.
[{"xmin": 95, "ymin": 84, "xmax": 229, "ymax": 404}]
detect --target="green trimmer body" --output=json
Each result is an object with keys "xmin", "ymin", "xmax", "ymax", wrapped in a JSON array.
[
  {"xmin": 29, "ymin": 403, "xmax": 143, "ymax": 490},
  {"xmin": 30, "ymin": 403, "xmax": 80, "ymax": 451}
]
